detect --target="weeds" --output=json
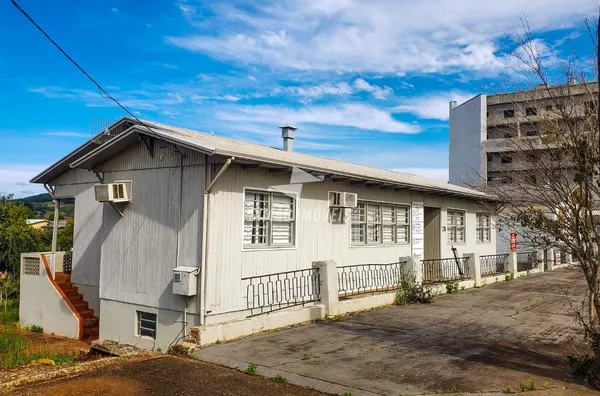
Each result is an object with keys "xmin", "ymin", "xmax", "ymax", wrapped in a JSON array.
[
  {"xmin": 504, "ymin": 384, "xmax": 516, "ymax": 393},
  {"xmin": 520, "ymin": 379, "xmax": 536, "ymax": 392},
  {"xmin": 245, "ymin": 363, "xmax": 258, "ymax": 375},
  {"xmin": 505, "ymin": 273, "xmax": 514, "ymax": 282},
  {"xmin": 343, "ymin": 392, "xmax": 354, "ymax": 396},
  {"xmin": 446, "ymin": 384, "xmax": 460, "ymax": 393},
  {"xmin": 300, "ymin": 355, "xmax": 311, "ymax": 360},
  {"xmin": 328, "ymin": 315, "xmax": 343, "ymax": 322},
  {"xmin": 445, "ymin": 282, "xmax": 459, "ymax": 294},
  {"xmin": 215, "ymin": 339, "xmax": 222, "ymax": 345},
  {"xmin": 394, "ymin": 279, "xmax": 435, "ymax": 306},
  {"xmin": 273, "ymin": 373, "xmax": 287, "ymax": 383},
  {"xmin": 26, "ymin": 325, "xmax": 43, "ymax": 333}
]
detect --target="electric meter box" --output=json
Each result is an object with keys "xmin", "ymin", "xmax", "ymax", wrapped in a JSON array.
[{"xmin": 172, "ymin": 266, "xmax": 198, "ymax": 296}]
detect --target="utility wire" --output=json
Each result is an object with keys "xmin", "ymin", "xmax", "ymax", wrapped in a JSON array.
[{"xmin": 10, "ymin": 0, "xmax": 184, "ymax": 155}]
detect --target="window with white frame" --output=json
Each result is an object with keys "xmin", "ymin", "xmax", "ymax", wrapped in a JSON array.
[
  {"xmin": 137, "ymin": 311, "xmax": 156, "ymax": 339},
  {"xmin": 351, "ymin": 201, "xmax": 410, "ymax": 245},
  {"xmin": 447, "ymin": 209, "xmax": 466, "ymax": 243},
  {"xmin": 243, "ymin": 190, "xmax": 296, "ymax": 247},
  {"xmin": 476, "ymin": 213, "xmax": 491, "ymax": 243}
]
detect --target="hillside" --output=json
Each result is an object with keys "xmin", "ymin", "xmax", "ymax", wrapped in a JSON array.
[{"xmin": 15, "ymin": 193, "xmax": 75, "ymax": 219}]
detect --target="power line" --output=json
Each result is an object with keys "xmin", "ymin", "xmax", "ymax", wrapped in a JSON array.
[{"xmin": 10, "ymin": 0, "xmax": 183, "ymax": 155}]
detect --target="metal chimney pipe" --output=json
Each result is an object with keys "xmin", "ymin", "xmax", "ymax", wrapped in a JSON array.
[{"xmin": 280, "ymin": 124, "xmax": 297, "ymax": 152}]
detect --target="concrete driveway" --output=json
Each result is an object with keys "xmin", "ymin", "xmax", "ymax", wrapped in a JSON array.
[{"xmin": 194, "ymin": 268, "xmax": 596, "ymax": 395}]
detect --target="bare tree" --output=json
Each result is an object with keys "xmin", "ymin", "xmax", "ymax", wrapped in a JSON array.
[{"xmin": 479, "ymin": 18, "xmax": 600, "ymax": 384}]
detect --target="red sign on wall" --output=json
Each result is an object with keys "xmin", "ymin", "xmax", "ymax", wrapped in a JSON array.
[{"xmin": 510, "ymin": 232, "xmax": 517, "ymax": 252}]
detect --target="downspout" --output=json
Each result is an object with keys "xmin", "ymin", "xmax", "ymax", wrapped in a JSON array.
[{"xmin": 200, "ymin": 157, "xmax": 234, "ymax": 326}]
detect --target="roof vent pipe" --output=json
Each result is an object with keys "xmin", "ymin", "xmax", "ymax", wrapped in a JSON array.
[
  {"xmin": 280, "ymin": 124, "xmax": 297, "ymax": 152},
  {"xmin": 569, "ymin": 77, "xmax": 577, "ymax": 85}
]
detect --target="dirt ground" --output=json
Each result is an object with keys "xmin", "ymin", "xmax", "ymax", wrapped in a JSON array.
[
  {"xmin": 194, "ymin": 267, "xmax": 599, "ymax": 395},
  {"xmin": 9, "ymin": 355, "xmax": 327, "ymax": 396}
]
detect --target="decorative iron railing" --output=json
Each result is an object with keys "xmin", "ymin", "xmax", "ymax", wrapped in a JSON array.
[
  {"xmin": 63, "ymin": 251, "xmax": 73, "ymax": 273},
  {"xmin": 517, "ymin": 251, "xmax": 536, "ymax": 272},
  {"xmin": 422, "ymin": 257, "xmax": 470, "ymax": 283},
  {"xmin": 337, "ymin": 261, "xmax": 407, "ymax": 298},
  {"xmin": 479, "ymin": 254, "xmax": 509, "ymax": 277},
  {"xmin": 242, "ymin": 268, "xmax": 321, "ymax": 317}
]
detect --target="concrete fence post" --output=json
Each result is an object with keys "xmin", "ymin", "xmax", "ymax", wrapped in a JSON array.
[
  {"xmin": 464, "ymin": 253, "xmax": 480, "ymax": 286},
  {"xmin": 546, "ymin": 248, "xmax": 555, "ymax": 271},
  {"xmin": 312, "ymin": 260, "xmax": 339, "ymax": 316},
  {"xmin": 401, "ymin": 256, "xmax": 421, "ymax": 285},
  {"xmin": 508, "ymin": 252, "xmax": 518, "ymax": 277},
  {"xmin": 536, "ymin": 250, "xmax": 545, "ymax": 273}
]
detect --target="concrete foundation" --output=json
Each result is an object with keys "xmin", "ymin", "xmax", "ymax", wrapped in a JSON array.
[{"xmin": 99, "ymin": 298, "xmax": 200, "ymax": 351}]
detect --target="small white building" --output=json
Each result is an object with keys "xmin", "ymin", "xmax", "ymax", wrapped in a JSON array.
[{"xmin": 20, "ymin": 117, "xmax": 498, "ymax": 349}]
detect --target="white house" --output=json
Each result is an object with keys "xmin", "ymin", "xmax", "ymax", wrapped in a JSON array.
[{"xmin": 20, "ymin": 117, "xmax": 498, "ymax": 349}]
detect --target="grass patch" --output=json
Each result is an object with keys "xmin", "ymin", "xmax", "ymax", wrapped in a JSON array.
[
  {"xmin": 0, "ymin": 327, "xmax": 76, "ymax": 368},
  {"xmin": 0, "ymin": 299, "xmax": 19, "ymax": 327}
]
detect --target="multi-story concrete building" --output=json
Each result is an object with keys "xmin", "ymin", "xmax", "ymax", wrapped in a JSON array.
[{"xmin": 449, "ymin": 81, "xmax": 598, "ymax": 187}]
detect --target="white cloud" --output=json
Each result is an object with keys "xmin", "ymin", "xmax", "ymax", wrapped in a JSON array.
[
  {"xmin": 353, "ymin": 78, "xmax": 393, "ymax": 99},
  {"xmin": 0, "ymin": 165, "xmax": 47, "ymax": 198},
  {"xmin": 285, "ymin": 82, "xmax": 353, "ymax": 98},
  {"xmin": 216, "ymin": 103, "xmax": 420, "ymax": 133},
  {"xmin": 166, "ymin": 0, "xmax": 596, "ymax": 74},
  {"xmin": 394, "ymin": 91, "xmax": 476, "ymax": 120}
]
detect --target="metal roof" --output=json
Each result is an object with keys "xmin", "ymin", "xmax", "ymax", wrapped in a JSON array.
[{"xmin": 40, "ymin": 117, "xmax": 492, "ymax": 200}]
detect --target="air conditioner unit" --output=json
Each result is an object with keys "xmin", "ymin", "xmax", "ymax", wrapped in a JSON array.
[
  {"xmin": 328, "ymin": 191, "xmax": 358, "ymax": 208},
  {"xmin": 94, "ymin": 182, "xmax": 131, "ymax": 203}
]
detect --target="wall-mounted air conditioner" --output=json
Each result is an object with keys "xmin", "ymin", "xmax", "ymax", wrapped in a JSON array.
[
  {"xmin": 94, "ymin": 182, "xmax": 132, "ymax": 203},
  {"xmin": 328, "ymin": 191, "xmax": 358, "ymax": 208}
]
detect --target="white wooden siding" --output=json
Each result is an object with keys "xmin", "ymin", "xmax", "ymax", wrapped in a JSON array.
[{"xmin": 204, "ymin": 165, "xmax": 497, "ymax": 315}]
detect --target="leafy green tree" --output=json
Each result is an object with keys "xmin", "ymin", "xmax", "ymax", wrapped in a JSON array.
[
  {"xmin": 0, "ymin": 195, "xmax": 46, "ymax": 276},
  {"xmin": 56, "ymin": 219, "xmax": 74, "ymax": 251}
]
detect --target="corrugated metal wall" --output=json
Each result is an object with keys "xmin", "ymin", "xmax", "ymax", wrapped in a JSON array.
[
  {"xmin": 94, "ymin": 141, "xmax": 210, "ymax": 313},
  {"xmin": 53, "ymin": 170, "xmax": 103, "ymax": 289}
]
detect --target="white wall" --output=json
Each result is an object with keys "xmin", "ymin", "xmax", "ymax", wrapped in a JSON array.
[
  {"xmin": 19, "ymin": 254, "xmax": 80, "ymax": 339},
  {"xmin": 449, "ymin": 95, "xmax": 487, "ymax": 186}
]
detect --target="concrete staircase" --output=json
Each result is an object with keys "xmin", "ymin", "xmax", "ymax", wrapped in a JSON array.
[{"xmin": 54, "ymin": 272, "xmax": 99, "ymax": 341}]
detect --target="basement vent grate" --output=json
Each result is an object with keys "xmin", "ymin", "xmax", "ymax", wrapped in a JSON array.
[{"xmin": 23, "ymin": 257, "xmax": 41, "ymax": 276}]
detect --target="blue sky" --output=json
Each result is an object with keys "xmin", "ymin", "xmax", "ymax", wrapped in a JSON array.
[{"xmin": 0, "ymin": 0, "xmax": 597, "ymax": 197}]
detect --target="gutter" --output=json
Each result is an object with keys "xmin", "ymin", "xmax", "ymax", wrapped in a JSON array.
[{"xmin": 200, "ymin": 157, "xmax": 234, "ymax": 326}]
